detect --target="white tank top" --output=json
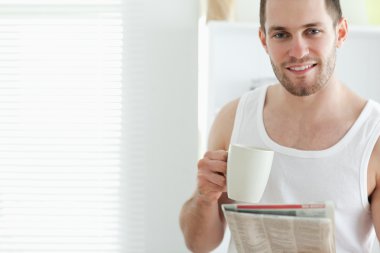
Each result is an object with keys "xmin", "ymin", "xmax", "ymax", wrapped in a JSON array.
[{"xmin": 228, "ymin": 85, "xmax": 380, "ymax": 253}]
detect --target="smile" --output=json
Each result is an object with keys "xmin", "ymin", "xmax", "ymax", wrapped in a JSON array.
[{"xmin": 287, "ymin": 64, "xmax": 317, "ymax": 73}]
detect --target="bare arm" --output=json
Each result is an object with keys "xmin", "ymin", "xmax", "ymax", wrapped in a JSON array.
[
  {"xmin": 179, "ymin": 99, "xmax": 239, "ymax": 252},
  {"xmin": 371, "ymin": 187, "xmax": 380, "ymax": 241},
  {"xmin": 369, "ymin": 138, "xmax": 380, "ymax": 241}
]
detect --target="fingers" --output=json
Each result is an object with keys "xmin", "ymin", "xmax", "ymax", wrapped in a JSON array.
[
  {"xmin": 198, "ymin": 158, "xmax": 227, "ymax": 174},
  {"xmin": 198, "ymin": 169, "xmax": 226, "ymax": 187},
  {"xmin": 204, "ymin": 150, "xmax": 228, "ymax": 161},
  {"xmin": 197, "ymin": 178, "xmax": 226, "ymax": 194},
  {"xmin": 196, "ymin": 174, "xmax": 226, "ymax": 203},
  {"xmin": 195, "ymin": 150, "xmax": 228, "ymax": 203},
  {"xmin": 198, "ymin": 150, "xmax": 228, "ymax": 174}
]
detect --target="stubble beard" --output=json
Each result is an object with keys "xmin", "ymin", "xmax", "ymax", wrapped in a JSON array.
[{"xmin": 270, "ymin": 48, "xmax": 337, "ymax": 97}]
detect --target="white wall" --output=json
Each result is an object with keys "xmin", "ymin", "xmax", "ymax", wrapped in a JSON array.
[
  {"xmin": 144, "ymin": 0, "xmax": 198, "ymax": 252},
  {"xmin": 199, "ymin": 0, "xmax": 372, "ymax": 25}
]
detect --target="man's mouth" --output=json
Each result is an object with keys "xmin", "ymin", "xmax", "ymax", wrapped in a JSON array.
[{"xmin": 286, "ymin": 64, "xmax": 317, "ymax": 73}]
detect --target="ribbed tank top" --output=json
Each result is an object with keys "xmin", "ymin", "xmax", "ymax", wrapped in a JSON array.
[{"xmin": 228, "ymin": 84, "xmax": 380, "ymax": 253}]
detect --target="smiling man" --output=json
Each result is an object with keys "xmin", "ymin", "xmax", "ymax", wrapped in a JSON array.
[{"xmin": 180, "ymin": 0, "xmax": 380, "ymax": 252}]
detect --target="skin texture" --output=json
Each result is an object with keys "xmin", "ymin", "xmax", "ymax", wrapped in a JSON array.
[
  {"xmin": 179, "ymin": 0, "xmax": 380, "ymax": 251},
  {"xmin": 260, "ymin": 0, "xmax": 340, "ymax": 97}
]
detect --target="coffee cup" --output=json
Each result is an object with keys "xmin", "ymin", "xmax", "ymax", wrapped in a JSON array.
[{"xmin": 227, "ymin": 144, "xmax": 274, "ymax": 203}]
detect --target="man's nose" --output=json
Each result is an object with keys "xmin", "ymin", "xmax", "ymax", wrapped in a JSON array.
[{"xmin": 288, "ymin": 36, "xmax": 309, "ymax": 59}]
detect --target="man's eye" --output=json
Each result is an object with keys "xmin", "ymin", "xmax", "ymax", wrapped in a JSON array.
[
  {"xmin": 273, "ymin": 33, "xmax": 289, "ymax": 39},
  {"xmin": 307, "ymin": 29, "xmax": 321, "ymax": 35}
]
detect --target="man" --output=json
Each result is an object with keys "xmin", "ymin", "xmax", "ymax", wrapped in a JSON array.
[{"xmin": 180, "ymin": 0, "xmax": 380, "ymax": 252}]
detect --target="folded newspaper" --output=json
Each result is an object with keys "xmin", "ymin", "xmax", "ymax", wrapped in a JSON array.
[{"xmin": 222, "ymin": 202, "xmax": 335, "ymax": 253}]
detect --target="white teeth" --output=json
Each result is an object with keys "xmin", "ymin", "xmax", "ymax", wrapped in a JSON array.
[{"xmin": 289, "ymin": 65, "xmax": 313, "ymax": 71}]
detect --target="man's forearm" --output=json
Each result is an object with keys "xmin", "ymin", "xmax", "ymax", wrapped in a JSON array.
[{"xmin": 180, "ymin": 194, "xmax": 226, "ymax": 253}]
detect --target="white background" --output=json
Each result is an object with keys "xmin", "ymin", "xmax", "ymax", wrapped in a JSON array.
[{"xmin": 143, "ymin": 0, "xmax": 198, "ymax": 252}]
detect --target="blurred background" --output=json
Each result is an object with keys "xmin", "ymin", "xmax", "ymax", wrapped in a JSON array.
[{"xmin": 0, "ymin": 0, "xmax": 378, "ymax": 252}]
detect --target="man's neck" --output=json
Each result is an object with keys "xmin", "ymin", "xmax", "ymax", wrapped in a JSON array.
[{"xmin": 267, "ymin": 78, "xmax": 345, "ymax": 121}]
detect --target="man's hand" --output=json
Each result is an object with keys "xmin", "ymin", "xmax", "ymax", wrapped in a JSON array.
[
  {"xmin": 179, "ymin": 99, "xmax": 238, "ymax": 252},
  {"xmin": 196, "ymin": 150, "xmax": 228, "ymax": 203}
]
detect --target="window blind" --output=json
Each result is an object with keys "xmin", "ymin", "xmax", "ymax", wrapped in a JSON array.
[{"xmin": 0, "ymin": 1, "xmax": 144, "ymax": 252}]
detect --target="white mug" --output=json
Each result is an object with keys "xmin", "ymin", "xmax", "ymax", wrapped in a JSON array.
[{"xmin": 227, "ymin": 144, "xmax": 274, "ymax": 203}]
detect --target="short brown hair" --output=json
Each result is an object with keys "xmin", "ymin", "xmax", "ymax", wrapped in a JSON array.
[{"xmin": 260, "ymin": 0, "xmax": 342, "ymax": 31}]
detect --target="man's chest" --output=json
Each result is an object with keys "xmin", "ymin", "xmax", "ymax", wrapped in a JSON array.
[{"xmin": 263, "ymin": 116, "xmax": 353, "ymax": 151}]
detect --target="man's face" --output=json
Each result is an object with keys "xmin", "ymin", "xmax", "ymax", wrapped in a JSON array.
[{"xmin": 260, "ymin": 0, "xmax": 343, "ymax": 97}]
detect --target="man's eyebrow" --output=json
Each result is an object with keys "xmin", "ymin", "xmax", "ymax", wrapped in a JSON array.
[
  {"xmin": 268, "ymin": 23, "xmax": 324, "ymax": 33},
  {"xmin": 303, "ymin": 22, "xmax": 324, "ymax": 28},
  {"xmin": 268, "ymin": 26, "xmax": 286, "ymax": 34}
]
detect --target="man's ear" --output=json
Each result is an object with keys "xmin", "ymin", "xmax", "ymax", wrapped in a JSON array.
[
  {"xmin": 259, "ymin": 28, "xmax": 269, "ymax": 53},
  {"xmin": 336, "ymin": 18, "xmax": 348, "ymax": 48}
]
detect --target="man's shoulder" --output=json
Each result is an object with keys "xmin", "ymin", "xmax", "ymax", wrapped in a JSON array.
[
  {"xmin": 215, "ymin": 84, "xmax": 266, "ymax": 127},
  {"xmin": 212, "ymin": 98, "xmax": 240, "ymax": 135},
  {"xmin": 364, "ymin": 98, "xmax": 380, "ymax": 154},
  {"xmin": 208, "ymin": 85, "xmax": 270, "ymax": 149},
  {"xmin": 208, "ymin": 99, "xmax": 240, "ymax": 150},
  {"xmin": 219, "ymin": 99, "xmax": 240, "ymax": 118}
]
